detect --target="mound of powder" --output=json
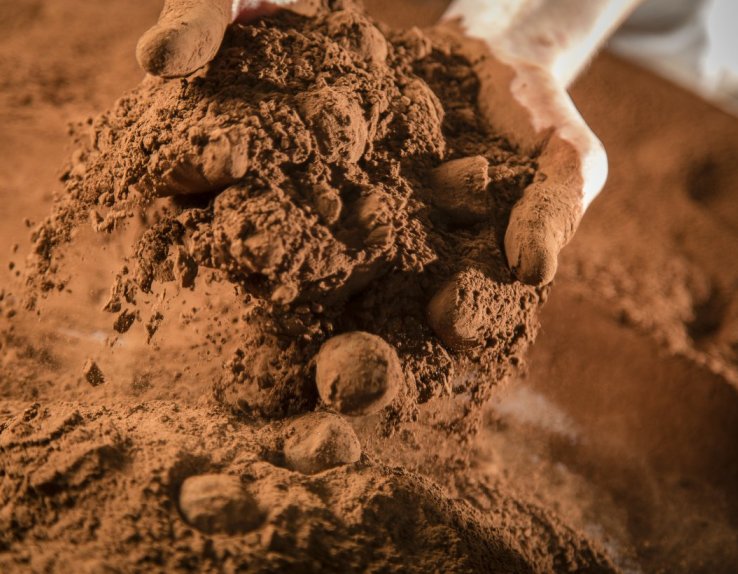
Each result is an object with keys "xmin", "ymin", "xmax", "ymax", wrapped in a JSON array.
[
  {"xmin": 0, "ymin": 402, "xmax": 616, "ymax": 573},
  {"xmin": 27, "ymin": 5, "xmax": 544, "ymax": 427}
]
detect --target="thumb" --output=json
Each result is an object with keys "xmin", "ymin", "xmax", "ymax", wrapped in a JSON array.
[
  {"xmin": 470, "ymin": 54, "xmax": 607, "ymax": 286},
  {"xmin": 136, "ymin": 0, "xmax": 232, "ymax": 78},
  {"xmin": 502, "ymin": 77, "xmax": 608, "ymax": 286},
  {"xmin": 504, "ymin": 169, "xmax": 582, "ymax": 286}
]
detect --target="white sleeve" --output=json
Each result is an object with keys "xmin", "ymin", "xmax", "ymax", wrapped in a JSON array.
[{"xmin": 444, "ymin": 0, "xmax": 642, "ymax": 87}]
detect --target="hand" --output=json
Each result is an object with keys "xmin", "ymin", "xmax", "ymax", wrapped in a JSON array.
[
  {"xmin": 444, "ymin": 0, "xmax": 640, "ymax": 285},
  {"xmin": 458, "ymin": 47, "xmax": 608, "ymax": 286},
  {"xmin": 136, "ymin": 0, "xmax": 316, "ymax": 78},
  {"xmin": 135, "ymin": 0, "xmax": 631, "ymax": 286}
]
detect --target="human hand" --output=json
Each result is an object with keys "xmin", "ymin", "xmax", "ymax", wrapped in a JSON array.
[
  {"xmin": 136, "ymin": 0, "xmax": 320, "ymax": 78},
  {"xmin": 443, "ymin": 0, "xmax": 641, "ymax": 285},
  {"xmin": 135, "ymin": 0, "xmax": 637, "ymax": 287},
  {"xmin": 464, "ymin": 48, "xmax": 610, "ymax": 286}
]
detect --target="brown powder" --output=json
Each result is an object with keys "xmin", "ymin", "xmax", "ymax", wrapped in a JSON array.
[
  {"xmin": 0, "ymin": 401, "xmax": 615, "ymax": 572},
  {"xmin": 27, "ymin": 5, "xmax": 543, "ymax": 431},
  {"xmin": 5, "ymin": 3, "xmax": 614, "ymax": 572},
  {"xmin": 4, "ymin": 1, "xmax": 738, "ymax": 571}
]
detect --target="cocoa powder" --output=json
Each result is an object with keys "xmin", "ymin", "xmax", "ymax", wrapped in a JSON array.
[
  {"xmin": 3, "ymin": 1, "xmax": 738, "ymax": 571},
  {"xmin": 28, "ymin": 6, "xmax": 543, "ymax": 429}
]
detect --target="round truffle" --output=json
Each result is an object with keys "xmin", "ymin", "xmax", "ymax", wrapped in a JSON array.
[
  {"xmin": 429, "ymin": 156, "xmax": 492, "ymax": 223},
  {"xmin": 427, "ymin": 270, "xmax": 499, "ymax": 350},
  {"xmin": 315, "ymin": 331, "xmax": 403, "ymax": 416},
  {"xmin": 178, "ymin": 474, "xmax": 262, "ymax": 534},
  {"xmin": 283, "ymin": 411, "xmax": 361, "ymax": 474},
  {"xmin": 325, "ymin": 10, "xmax": 388, "ymax": 66},
  {"xmin": 297, "ymin": 86, "xmax": 368, "ymax": 164}
]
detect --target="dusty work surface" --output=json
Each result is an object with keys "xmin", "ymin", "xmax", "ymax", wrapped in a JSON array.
[{"xmin": 1, "ymin": 1, "xmax": 738, "ymax": 573}]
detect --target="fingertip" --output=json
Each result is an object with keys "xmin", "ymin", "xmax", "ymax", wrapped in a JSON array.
[
  {"xmin": 504, "ymin": 217, "xmax": 559, "ymax": 287},
  {"xmin": 136, "ymin": 5, "xmax": 229, "ymax": 78},
  {"xmin": 136, "ymin": 24, "xmax": 179, "ymax": 77},
  {"xmin": 511, "ymin": 244, "xmax": 558, "ymax": 286},
  {"xmin": 138, "ymin": 23, "xmax": 221, "ymax": 78}
]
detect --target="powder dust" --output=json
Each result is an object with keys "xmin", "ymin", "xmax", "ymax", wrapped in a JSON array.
[
  {"xmin": 27, "ymin": 4, "xmax": 543, "ymax": 428},
  {"xmin": 3, "ymin": 0, "xmax": 738, "ymax": 571}
]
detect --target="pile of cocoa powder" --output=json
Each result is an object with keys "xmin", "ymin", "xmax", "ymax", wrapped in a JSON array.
[
  {"xmin": 0, "ymin": 3, "xmax": 629, "ymax": 573},
  {"xmin": 5, "ymin": 1, "xmax": 738, "ymax": 571},
  {"xmin": 0, "ymin": 400, "xmax": 614, "ymax": 573},
  {"xmin": 28, "ymin": 4, "xmax": 542, "ymax": 430}
]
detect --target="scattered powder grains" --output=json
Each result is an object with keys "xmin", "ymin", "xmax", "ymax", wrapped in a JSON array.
[
  {"xmin": 82, "ymin": 358, "xmax": 105, "ymax": 387},
  {"xmin": 28, "ymin": 5, "xmax": 543, "ymax": 429}
]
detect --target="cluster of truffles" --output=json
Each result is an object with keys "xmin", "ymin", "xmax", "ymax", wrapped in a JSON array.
[
  {"xmin": 179, "ymin": 410, "xmax": 362, "ymax": 535},
  {"xmin": 29, "ymin": 8, "xmax": 542, "ymax": 435}
]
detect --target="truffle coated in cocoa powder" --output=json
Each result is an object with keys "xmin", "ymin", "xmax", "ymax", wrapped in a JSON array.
[
  {"xmin": 283, "ymin": 411, "xmax": 362, "ymax": 474},
  {"xmin": 325, "ymin": 9, "xmax": 389, "ymax": 67},
  {"xmin": 315, "ymin": 331, "xmax": 403, "ymax": 416},
  {"xmin": 178, "ymin": 474, "xmax": 262, "ymax": 534},
  {"xmin": 430, "ymin": 156, "xmax": 492, "ymax": 223},
  {"xmin": 427, "ymin": 269, "xmax": 503, "ymax": 351},
  {"xmin": 297, "ymin": 86, "xmax": 369, "ymax": 164}
]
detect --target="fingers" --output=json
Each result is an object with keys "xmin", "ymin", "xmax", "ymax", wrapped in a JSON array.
[
  {"xmin": 136, "ymin": 0, "xmax": 232, "ymax": 78},
  {"xmin": 138, "ymin": 1, "xmax": 321, "ymax": 78},
  {"xmin": 504, "ymin": 176, "xmax": 580, "ymax": 287},
  {"xmin": 469, "ymin": 47, "xmax": 608, "ymax": 286},
  {"xmin": 501, "ymin": 64, "xmax": 607, "ymax": 285}
]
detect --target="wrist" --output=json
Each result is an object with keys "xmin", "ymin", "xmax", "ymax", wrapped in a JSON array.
[
  {"xmin": 443, "ymin": 0, "xmax": 522, "ymax": 43},
  {"xmin": 444, "ymin": 0, "xmax": 643, "ymax": 87}
]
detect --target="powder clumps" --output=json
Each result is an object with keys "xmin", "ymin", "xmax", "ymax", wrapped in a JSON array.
[
  {"xmin": 4, "ymin": 3, "xmax": 625, "ymax": 573},
  {"xmin": 178, "ymin": 473, "xmax": 263, "ymax": 534},
  {"xmin": 82, "ymin": 359, "xmax": 105, "ymax": 387},
  {"xmin": 27, "ymin": 4, "xmax": 542, "ymax": 430}
]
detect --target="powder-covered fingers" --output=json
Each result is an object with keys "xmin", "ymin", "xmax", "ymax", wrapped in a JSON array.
[
  {"xmin": 137, "ymin": 1, "xmax": 321, "ymax": 78},
  {"xmin": 473, "ymin": 55, "xmax": 608, "ymax": 286},
  {"xmin": 136, "ymin": 0, "xmax": 232, "ymax": 78}
]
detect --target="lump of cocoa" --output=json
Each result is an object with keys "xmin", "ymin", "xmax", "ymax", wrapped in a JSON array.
[
  {"xmin": 178, "ymin": 474, "xmax": 262, "ymax": 534},
  {"xmin": 297, "ymin": 85, "xmax": 369, "ymax": 164},
  {"xmin": 430, "ymin": 156, "xmax": 492, "ymax": 223},
  {"xmin": 325, "ymin": 9, "xmax": 388, "ymax": 67},
  {"xmin": 82, "ymin": 359, "xmax": 105, "ymax": 387},
  {"xmin": 315, "ymin": 331, "xmax": 403, "ymax": 416},
  {"xmin": 210, "ymin": 183, "xmax": 353, "ymax": 304},
  {"xmin": 283, "ymin": 411, "xmax": 361, "ymax": 474}
]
